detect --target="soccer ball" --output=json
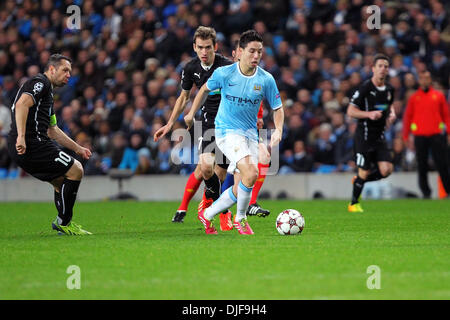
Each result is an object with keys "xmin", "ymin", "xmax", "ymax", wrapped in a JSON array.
[{"xmin": 276, "ymin": 209, "xmax": 305, "ymax": 235}]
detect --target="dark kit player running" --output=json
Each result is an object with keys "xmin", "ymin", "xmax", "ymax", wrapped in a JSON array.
[
  {"xmin": 8, "ymin": 54, "xmax": 92, "ymax": 235},
  {"xmin": 347, "ymin": 54, "xmax": 396, "ymax": 212},
  {"xmin": 154, "ymin": 26, "xmax": 234, "ymax": 229}
]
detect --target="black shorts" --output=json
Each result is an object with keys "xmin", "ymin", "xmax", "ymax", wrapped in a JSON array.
[
  {"xmin": 199, "ymin": 121, "xmax": 229, "ymax": 169},
  {"xmin": 8, "ymin": 136, "xmax": 75, "ymax": 182},
  {"xmin": 353, "ymin": 137, "xmax": 392, "ymax": 170}
]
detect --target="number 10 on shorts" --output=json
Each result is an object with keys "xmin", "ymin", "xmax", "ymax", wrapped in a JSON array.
[{"xmin": 55, "ymin": 151, "xmax": 71, "ymax": 166}]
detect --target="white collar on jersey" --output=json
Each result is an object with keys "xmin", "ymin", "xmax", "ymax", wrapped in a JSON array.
[
  {"xmin": 201, "ymin": 63, "xmax": 212, "ymax": 71},
  {"xmin": 236, "ymin": 62, "xmax": 258, "ymax": 78}
]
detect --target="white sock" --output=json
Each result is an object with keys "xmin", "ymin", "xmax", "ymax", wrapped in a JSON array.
[
  {"xmin": 204, "ymin": 187, "xmax": 237, "ymax": 220},
  {"xmin": 236, "ymin": 181, "xmax": 253, "ymax": 222}
]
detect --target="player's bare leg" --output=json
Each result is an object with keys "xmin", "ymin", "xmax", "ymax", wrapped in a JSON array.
[
  {"xmin": 172, "ymin": 164, "xmax": 203, "ymax": 223},
  {"xmin": 247, "ymin": 142, "xmax": 271, "ymax": 217},
  {"xmin": 378, "ymin": 161, "xmax": 393, "ymax": 178}
]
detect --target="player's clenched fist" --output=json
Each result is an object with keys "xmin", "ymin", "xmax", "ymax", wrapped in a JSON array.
[
  {"xmin": 270, "ymin": 129, "xmax": 282, "ymax": 148},
  {"xmin": 76, "ymin": 146, "xmax": 92, "ymax": 160},
  {"xmin": 16, "ymin": 136, "xmax": 26, "ymax": 155},
  {"xmin": 368, "ymin": 110, "xmax": 383, "ymax": 120},
  {"xmin": 184, "ymin": 114, "xmax": 194, "ymax": 130}
]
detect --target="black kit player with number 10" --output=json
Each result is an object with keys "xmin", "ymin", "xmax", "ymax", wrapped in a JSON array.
[{"xmin": 8, "ymin": 54, "xmax": 92, "ymax": 235}]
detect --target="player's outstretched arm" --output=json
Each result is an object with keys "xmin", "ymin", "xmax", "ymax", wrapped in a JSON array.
[
  {"xmin": 184, "ymin": 83, "xmax": 210, "ymax": 130},
  {"xmin": 270, "ymin": 107, "xmax": 284, "ymax": 148},
  {"xmin": 14, "ymin": 94, "xmax": 34, "ymax": 155},
  {"xmin": 47, "ymin": 125, "xmax": 91, "ymax": 160},
  {"xmin": 154, "ymin": 89, "xmax": 190, "ymax": 141}
]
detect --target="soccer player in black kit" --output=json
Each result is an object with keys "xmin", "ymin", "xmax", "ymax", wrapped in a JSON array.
[
  {"xmin": 8, "ymin": 54, "xmax": 92, "ymax": 235},
  {"xmin": 154, "ymin": 26, "xmax": 235, "ymax": 229},
  {"xmin": 347, "ymin": 54, "xmax": 396, "ymax": 212}
]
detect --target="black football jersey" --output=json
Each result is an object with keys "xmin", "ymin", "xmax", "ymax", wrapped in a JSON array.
[
  {"xmin": 9, "ymin": 73, "xmax": 55, "ymax": 142},
  {"xmin": 350, "ymin": 79, "xmax": 394, "ymax": 141},
  {"xmin": 181, "ymin": 53, "xmax": 232, "ymax": 123}
]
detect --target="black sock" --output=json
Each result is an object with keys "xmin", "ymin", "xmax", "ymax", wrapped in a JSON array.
[
  {"xmin": 58, "ymin": 178, "xmax": 81, "ymax": 225},
  {"xmin": 204, "ymin": 173, "xmax": 221, "ymax": 201},
  {"xmin": 366, "ymin": 168, "xmax": 383, "ymax": 182},
  {"xmin": 351, "ymin": 176, "xmax": 365, "ymax": 205},
  {"xmin": 54, "ymin": 190, "xmax": 62, "ymax": 216}
]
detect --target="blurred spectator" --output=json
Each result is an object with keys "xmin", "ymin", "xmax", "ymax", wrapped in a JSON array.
[
  {"xmin": 430, "ymin": 50, "xmax": 450, "ymax": 88},
  {"xmin": 297, "ymin": 88, "xmax": 315, "ymax": 112},
  {"xmin": 0, "ymin": 50, "xmax": 14, "ymax": 76},
  {"xmin": 135, "ymin": 147, "xmax": 157, "ymax": 175},
  {"xmin": 93, "ymin": 120, "xmax": 112, "ymax": 156},
  {"xmin": 313, "ymin": 122, "xmax": 336, "ymax": 170},
  {"xmin": 156, "ymin": 137, "xmax": 176, "ymax": 174},
  {"xmin": 109, "ymin": 132, "xmax": 127, "ymax": 169},
  {"xmin": 430, "ymin": 0, "xmax": 448, "ymax": 32},
  {"xmin": 226, "ymin": 0, "xmax": 253, "ymax": 34},
  {"xmin": 284, "ymin": 113, "xmax": 309, "ymax": 152},
  {"xmin": 0, "ymin": 134, "xmax": 12, "ymax": 173},
  {"xmin": 301, "ymin": 58, "xmax": 322, "ymax": 91},
  {"xmin": 1, "ymin": 76, "xmax": 18, "ymax": 106},
  {"xmin": 79, "ymin": 111, "xmax": 97, "ymax": 138},
  {"xmin": 119, "ymin": 132, "xmax": 145, "ymax": 172},
  {"xmin": 120, "ymin": 105, "xmax": 136, "ymax": 135},
  {"xmin": 108, "ymin": 91, "xmax": 128, "ymax": 132},
  {"xmin": 0, "ymin": 98, "xmax": 11, "ymax": 135},
  {"xmin": 331, "ymin": 111, "xmax": 354, "ymax": 172},
  {"xmin": 75, "ymin": 132, "xmax": 106, "ymax": 176},
  {"xmin": 280, "ymin": 140, "xmax": 314, "ymax": 174},
  {"xmin": 103, "ymin": 5, "xmax": 122, "ymax": 41},
  {"xmin": 425, "ymin": 29, "xmax": 449, "ymax": 62},
  {"xmin": 392, "ymin": 137, "xmax": 418, "ymax": 172},
  {"xmin": 134, "ymin": 95, "xmax": 153, "ymax": 124}
]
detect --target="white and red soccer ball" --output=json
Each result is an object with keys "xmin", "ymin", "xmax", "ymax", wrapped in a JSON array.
[{"xmin": 276, "ymin": 209, "xmax": 305, "ymax": 235}]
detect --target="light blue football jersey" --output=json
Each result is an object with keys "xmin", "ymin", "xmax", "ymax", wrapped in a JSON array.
[{"xmin": 206, "ymin": 62, "xmax": 282, "ymax": 141}]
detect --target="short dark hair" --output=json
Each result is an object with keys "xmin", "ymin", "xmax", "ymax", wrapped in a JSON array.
[
  {"xmin": 44, "ymin": 54, "xmax": 72, "ymax": 71},
  {"xmin": 239, "ymin": 30, "xmax": 263, "ymax": 49},
  {"xmin": 193, "ymin": 26, "xmax": 216, "ymax": 46},
  {"xmin": 372, "ymin": 53, "xmax": 390, "ymax": 66}
]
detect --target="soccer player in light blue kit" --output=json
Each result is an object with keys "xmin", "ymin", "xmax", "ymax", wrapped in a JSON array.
[{"xmin": 185, "ymin": 30, "xmax": 284, "ymax": 234}]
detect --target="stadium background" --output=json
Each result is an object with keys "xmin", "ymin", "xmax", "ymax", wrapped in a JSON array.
[{"xmin": 0, "ymin": 0, "xmax": 449, "ymax": 179}]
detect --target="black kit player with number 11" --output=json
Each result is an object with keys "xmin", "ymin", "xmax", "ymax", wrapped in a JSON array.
[
  {"xmin": 8, "ymin": 54, "xmax": 92, "ymax": 235},
  {"xmin": 346, "ymin": 53, "xmax": 396, "ymax": 212}
]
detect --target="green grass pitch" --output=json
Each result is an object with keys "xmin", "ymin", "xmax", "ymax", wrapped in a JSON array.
[{"xmin": 0, "ymin": 200, "xmax": 449, "ymax": 300}]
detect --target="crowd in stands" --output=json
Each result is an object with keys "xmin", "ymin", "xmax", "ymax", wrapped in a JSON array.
[{"xmin": 0, "ymin": 0, "xmax": 449, "ymax": 178}]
